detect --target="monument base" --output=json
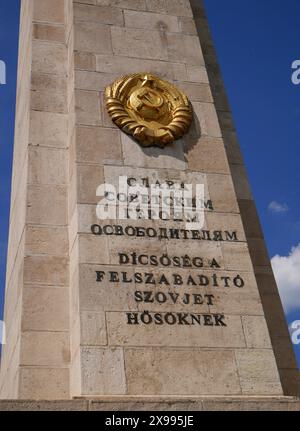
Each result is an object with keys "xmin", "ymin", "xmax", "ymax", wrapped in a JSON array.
[{"xmin": 0, "ymin": 396, "xmax": 300, "ymax": 411}]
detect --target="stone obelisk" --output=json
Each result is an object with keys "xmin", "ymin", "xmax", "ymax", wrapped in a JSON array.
[{"xmin": 0, "ymin": 0, "xmax": 299, "ymax": 406}]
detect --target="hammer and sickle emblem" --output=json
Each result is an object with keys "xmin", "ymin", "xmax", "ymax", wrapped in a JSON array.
[{"xmin": 105, "ymin": 72, "xmax": 193, "ymax": 147}]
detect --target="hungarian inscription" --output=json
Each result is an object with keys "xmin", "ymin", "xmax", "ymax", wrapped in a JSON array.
[{"xmin": 90, "ymin": 175, "xmax": 245, "ymax": 330}]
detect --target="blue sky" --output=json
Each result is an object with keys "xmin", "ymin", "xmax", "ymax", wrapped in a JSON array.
[
  {"xmin": 0, "ymin": 0, "xmax": 20, "ymax": 327},
  {"xmin": 0, "ymin": 0, "xmax": 299, "ymax": 366}
]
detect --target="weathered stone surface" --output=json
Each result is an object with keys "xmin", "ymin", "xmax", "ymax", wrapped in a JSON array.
[
  {"xmin": 185, "ymin": 136, "xmax": 230, "ymax": 174},
  {"xmin": 29, "ymin": 111, "xmax": 69, "ymax": 148},
  {"xmin": 122, "ymin": 134, "xmax": 186, "ymax": 170},
  {"xmin": 33, "ymin": 23, "xmax": 67, "ymax": 44},
  {"xmin": 124, "ymin": 10, "xmax": 180, "ymax": 32},
  {"xmin": 24, "ymin": 256, "xmax": 69, "ymax": 286},
  {"xmin": 33, "ymin": 0, "xmax": 66, "ymax": 24},
  {"xmin": 80, "ymin": 311, "xmax": 107, "ymax": 346},
  {"xmin": 192, "ymin": 101, "xmax": 222, "ymax": 137},
  {"xmin": 25, "ymin": 226, "xmax": 68, "ymax": 256},
  {"xmin": 75, "ymin": 90, "xmax": 102, "ymax": 126},
  {"xmin": 75, "ymin": 70, "xmax": 119, "ymax": 92},
  {"xmin": 0, "ymin": 400, "xmax": 88, "ymax": 411},
  {"xmin": 167, "ymin": 33, "xmax": 204, "ymax": 66},
  {"xmin": 242, "ymin": 315, "xmax": 272, "ymax": 349},
  {"xmin": 235, "ymin": 349, "xmax": 283, "ymax": 395},
  {"xmin": 74, "ymin": 3, "xmax": 124, "ymax": 26},
  {"xmin": 76, "ymin": 126, "xmax": 122, "ymax": 165},
  {"xmin": 20, "ymin": 332, "xmax": 70, "ymax": 367},
  {"xmin": 32, "ymin": 41, "xmax": 68, "ymax": 75},
  {"xmin": 31, "ymin": 73, "xmax": 68, "ymax": 114},
  {"xmin": 95, "ymin": 54, "xmax": 187, "ymax": 81},
  {"xmin": 81, "ymin": 347, "xmax": 126, "ymax": 395},
  {"xmin": 22, "ymin": 287, "xmax": 69, "ymax": 332},
  {"xmin": 18, "ymin": 368, "xmax": 70, "ymax": 400},
  {"xmin": 28, "ymin": 146, "xmax": 68, "ymax": 185},
  {"xmin": 76, "ymin": 163, "xmax": 104, "ymax": 204},
  {"xmin": 75, "ymin": 22, "xmax": 112, "ymax": 54},
  {"xmin": 27, "ymin": 185, "xmax": 67, "ymax": 225},
  {"xmin": 111, "ymin": 27, "xmax": 168, "ymax": 60},
  {"xmin": 125, "ymin": 349, "xmax": 241, "ymax": 395}
]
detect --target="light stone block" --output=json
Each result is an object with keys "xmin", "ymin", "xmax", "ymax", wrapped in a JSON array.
[
  {"xmin": 177, "ymin": 82, "xmax": 213, "ymax": 103},
  {"xmin": 29, "ymin": 111, "xmax": 69, "ymax": 148},
  {"xmin": 75, "ymin": 22, "xmax": 113, "ymax": 54},
  {"xmin": 22, "ymin": 287, "xmax": 69, "ymax": 332},
  {"xmin": 74, "ymin": 3, "xmax": 124, "ymax": 26},
  {"xmin": 31, "ymin": 73, "xmax": 68, "ymax": 114},
  {"xmin": 79, "ymin": 264, "xmax": 137, "ymax": 311},
  {"xmin": 186, "ymin": 65, "xmax": 209, "ymax": 83},
  {"xmin": 76, "ymin": 126, "xmax": 122, "ymax": 165},
  {"xmin": 222, "ymin": 242, "xmax": 254, "ymax": 272},
  {"xmin": 33, "ymin": 23, "xmax": 67, "ymax": 44},
  {"xmin": 77, "ymin": 163, "xmax": 104, "ymax": 204},
  {"xmin": 208, "ymin": 289, "xmax": 264, "ymax": 316},
  {"xmin": 25, "ymin": 226, "xmax": 68, "ymax": 256},
  {"xmin": 122, "ymin": 134, "xmax": 186, "ymax": 170},
  {"xmin": 27, "ymin": 185, "xmax": 67, "ymax": 226},
  {"xmin": 167, "ymin": 33, "xmax": 204, "ymax": 66},
  {"xmin": 205, "ymin": 212, "xmax": 246, "ymax": 242},
  {"xmin": 28, "ymin": 146, "xmax": 67, "ymax": 185},
  {"xmin": 19, "ymin": 368, "xmax": 70, "ymax": 400},
  {"xmin": 95, "ymin": 54, "xmax": 187, "ymax": 81},
  {"xmin": 124, "ymin": 10, "xmax": 180, "ymax": 33},
  {"xmin": 192, "ymin": 101, "xmax": 222, "ymax": 138},
  {"xmin": 75, "ymin": 70, "xmax": 119, "ymax": 92},
  {"xmin": 108, "ymin": 235, "xmax": 168, "ymax": 265},
  {"xmin": 20, "ymin": 332, "xmax": 70, "ymax": 366},
  {"xmin": 98, "ymin": 0, "xmax": 147, "ymax": 10},
  {"xmin": 235, "ymin": 350, "xmax": 283, "ymax": 395},
  {"xmin": 80, "ymin": 311, "xmax": 107, "ymax": 345},
  {"xmin": 146, "ymin": 0, "xmax": 167, "ymax": 13},
  {"xmin": 24, "ymin": 256, "xmax": 69, "ymax": 286},
  {"xmin": 81, "ymin": 347, "xmax": 126, "ymax": 395},
  {"xmin": 33, "ymin": 0, "xmax": 66, "ymax": 24},
  {"xmin": 75, "ymin": 90, "xmax": 102, "ymax": 126},
  {"xmin": 242, "ymin": 316, "xmax": 272, "ymax": 349},
  {"xmin": 179, "ymin": 17, "xmax": 197, "ymax": 35},
  {"xmin": 32, "ymin": 41, "xmax": 68, "ymax": 75},
  {"xmin": 78, "ymin": 234, "xmax": 110, "ymax": 264},
  {"xmin": 166, "ymin": 241, "xmax": 222, "ymax": 266},
  {"xmin": 125, "ymin": 349, "xmax": 241, "ymax": 395},
  {"xmin": 185, "ymin": 136, "xmax": 230, "ymax": 174},
  {"xmin": 75, "ymin": 52, "xmax": 96, "ymax": 71},
  {"xmin": 111, "ymin": 27, "xmax": 168, "ymax": 60},
  {"xmin": 165, "ymin": 0, "xmax": 193, "ymax": 17},
  {"xmin": 206, "ymin": 173, "xmax": 239, "ymax": 213}
]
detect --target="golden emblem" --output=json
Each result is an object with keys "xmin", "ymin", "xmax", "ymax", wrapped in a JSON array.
[{"xmin": 105, "ymin": 73, "xmax": 193, "ymax": 147}]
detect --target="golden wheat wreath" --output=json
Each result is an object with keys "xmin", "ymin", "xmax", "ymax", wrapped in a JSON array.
[{"xmin": 105, "ymin": 73, "xmax": 193, "ymax": 147}]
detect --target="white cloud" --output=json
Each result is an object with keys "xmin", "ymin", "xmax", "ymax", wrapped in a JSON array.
[
  {"xmin": 271, "ymin": 244, "xmax": 300, "ymax": 313},
  {"xmin": 268, "ymin": 201, "xmax": 289, "ymax": 213}
]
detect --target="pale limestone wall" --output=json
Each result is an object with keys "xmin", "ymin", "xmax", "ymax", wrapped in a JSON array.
[
  {"xmin": 0, "ymin": 0, "xmax": 74, "ymax": 399},
  {"xmin": 69, "ymin": 0, "xmax": 285, "ymax": 397}
]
